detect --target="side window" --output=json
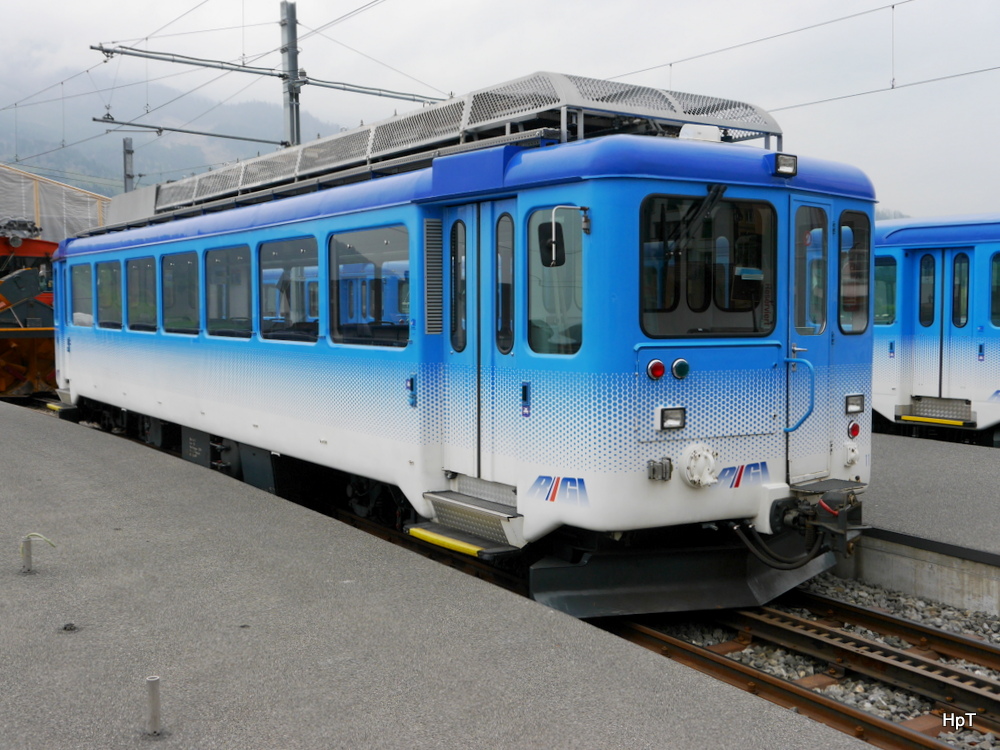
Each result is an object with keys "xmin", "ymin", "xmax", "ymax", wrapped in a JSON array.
[
  {"xmin": 838, "ymin": 211, "xmax": 871, "ymax": 334},
  {"xmin": 162, "ymin": 252, "xmax": 200, "ymax": 335},
  {"xmin": 528, "ymin": 208, "xmax": 583, "ymax": 354},
  {"xmin": 70, "ymin": 264, "xmax": 93, "ymax": 326},
  {"xmin": 206, "ymin": 246, "xmax": 252, "ymax": 338},
  {"xmin": 992, "ymin": 254, "xmax": 1000, "ymax": 326},
  {"xmin": 96, "ymin": 261, "xmax": 122, "ymax": 329},
  {"xmin": 329, "ymin": 226, "xmax": 410, "ymax": 347},
  {"xmin": 874, "ymin": 257, "xmax": 896, "ymax": 325},
  {"xmin": 495, "ymin": 214, "xmax": 514, "ymax": 354},
  {"xmin": 794, "ymin": 207, "xmax": 827, "ymax": 336},
  {"xmin": 919, "ymin": 254, "xmax": 935, "ymax": 327},
  {"xmin": 259, "ymin": 238, "xmax": 319, "ymax": 342},
  {"xmin": 127, "ymin": 257, "xmax": 158, "ymax": 331},
  {"xmin": 450, "ymin": 221, "xmax": 467, "ymax": 352},
  {"xmin": 952, "ymin": 253, "xmax": 969, "ymax": 328}
]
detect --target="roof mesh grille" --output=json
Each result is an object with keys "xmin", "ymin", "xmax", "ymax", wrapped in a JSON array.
[
  {"xmin": 567, "ymin": 75, "xmax": 678, "ymax": 114},
  {"xmin": 194, "ymin": 165, "xmax": 243, "ymax": 200},
  {"xmin": 372, "ymin": 100, "xmax": 466, "ymax": 156},
  {"xmin": 145, "ymin": 71, "xmax": 782, "ymax": 216},
  {"xmin": 468, "ymin": 73, "xmax": 560, "ymax": 126},
  {"xmin": 299, "ymin": 129, "xmax": 372, "ymax": 176}
]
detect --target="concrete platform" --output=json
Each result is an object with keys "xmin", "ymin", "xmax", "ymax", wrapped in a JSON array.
[
  {"xmin": 0, "ymin": 401, "xmax": 866, "ymax": 749},
  {"xmin": 867, "ymin": 433, "xmax": 1000, "ymax": 556},
  {"xmin": 845, "ymin": 434, "xmax": 1000, "ymax": 614}
]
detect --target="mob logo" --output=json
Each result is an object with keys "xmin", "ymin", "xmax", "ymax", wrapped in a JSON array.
[
  {"xmin": 525, "ymin": 476, "xmax": 590, "ymax": 506},
  {"xmin": 717, "ymin": 462, "xmax": 770, "ymax": 489}
]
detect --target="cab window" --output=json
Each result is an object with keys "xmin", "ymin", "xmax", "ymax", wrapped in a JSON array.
[
  {"xmin": 838, "ymin": 211, "xmax": 871, "ymax": 334},
  {"xmin": 640, "ymin": 194, "xmax": 776, "ymax": 337}
]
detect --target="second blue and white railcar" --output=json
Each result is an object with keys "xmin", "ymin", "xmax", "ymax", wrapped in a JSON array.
[
  {"xmin": 874, "ymin": 213, "xmax": 1000, "ymax": 444},
  {"xmin": 53, "ymin": 72, "xmax": 873, "ymax": 616}
]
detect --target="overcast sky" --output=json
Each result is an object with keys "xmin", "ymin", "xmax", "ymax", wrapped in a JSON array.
[{"xmin": 2, "ymin": 0, "xmax": 998, "ymax": 216}]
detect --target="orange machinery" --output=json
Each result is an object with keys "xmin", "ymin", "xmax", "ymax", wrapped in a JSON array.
[{"xmin": 0, "ymin": 235, "xmax": 58, "ymax": 396}]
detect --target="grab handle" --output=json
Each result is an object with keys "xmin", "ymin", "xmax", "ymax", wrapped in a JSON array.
[{"xmin": 784, "ymin": 357, "xmax": 815, "ymax": 433}]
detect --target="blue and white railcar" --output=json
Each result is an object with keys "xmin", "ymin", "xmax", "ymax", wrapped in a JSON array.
[
  {"xmin": 53, "ymin": 73, "xmax": 873, "ymax": 616},
  {"xmin": 874, "ymin": 214, "xmax": 1000, "ymax": 444}
]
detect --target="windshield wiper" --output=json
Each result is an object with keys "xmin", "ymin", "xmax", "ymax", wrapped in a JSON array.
[{"xmin": 667, "ymin": 183, "xmax": 727, "ymax": 255}]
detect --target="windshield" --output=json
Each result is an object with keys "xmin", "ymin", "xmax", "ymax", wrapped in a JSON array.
[{"xmin": 640, "ymin": 194, "xmax": 777, "ymax": 337}]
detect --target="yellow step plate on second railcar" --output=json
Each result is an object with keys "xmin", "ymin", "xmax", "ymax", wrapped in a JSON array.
[{"xmin": 899, "ymin": 415, "xmax": 975, "ymax": 427}]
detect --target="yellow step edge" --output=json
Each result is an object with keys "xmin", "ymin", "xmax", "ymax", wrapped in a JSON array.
[
  {"xmin": 407, "ymin": 527, "xmax": 482, "ymax": 557},
  {"xmin": 899, "ymin": 415, "xmax": 967, "ymax": 427}
]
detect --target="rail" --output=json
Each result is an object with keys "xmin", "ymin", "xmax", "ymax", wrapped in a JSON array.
[{"xmin": 603, "ymin": 619, "xmax": 947, "ymax": 749}]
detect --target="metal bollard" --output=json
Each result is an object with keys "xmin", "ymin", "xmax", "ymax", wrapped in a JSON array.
[
  {"xmin": 146, "ymin": 676, "xmax": 161, "ymax": 735},
  {"xmin": 20, "ymin": 533, "xmax": 55, "ymax": 573},
  {"xmin": 20, "ymin": 536, "xmax": 32, "ymax": 573}
]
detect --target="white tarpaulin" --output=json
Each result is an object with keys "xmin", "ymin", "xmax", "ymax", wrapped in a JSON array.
[{"xmin": 0, "ymin": 165, "xmax": 109, "ymax": 243}]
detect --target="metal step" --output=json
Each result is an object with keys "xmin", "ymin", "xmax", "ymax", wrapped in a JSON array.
[
  {"xmin": 406, "ymin": 522, "xmax": 520, "ymax": 560},
  {"xmin": 421, "ymin": 490, "xmax": 526, "ymax": 549}
]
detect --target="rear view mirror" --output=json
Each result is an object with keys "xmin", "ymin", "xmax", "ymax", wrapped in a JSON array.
[{"xmin": 538, "ymin": 221, "xmax": 565, "ymax": 267}]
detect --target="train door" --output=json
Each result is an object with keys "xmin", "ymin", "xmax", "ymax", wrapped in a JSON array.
[
  {"xmin": 787, "ymin": 201, "xmax": 834, "ymax": 483},
  {"xmin": 441, "ymin": 199, "xmax": 519, "ymax": 483},
  {"xmin": 478, "ymin": 199, "xmax": 519, "ymax": 482},
  {"xmin": 441, "ymin": 204, "xmax": 479, "ymax": 477},
  {"xmin": 908, "ymin": 248, "xmax": 973, "ymax": 400}
]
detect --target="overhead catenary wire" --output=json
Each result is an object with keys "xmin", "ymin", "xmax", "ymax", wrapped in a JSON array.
[
  {"xmin": 609, "ymin": 0, "xmax": 918, "ymax": 82},
  {"xmin": 296, "ymin": 22, "xmax": 448, "ymax": 97},
  {"xmin": 770, "ymin": 62, "xmax": 1000, "ymax": 112}
]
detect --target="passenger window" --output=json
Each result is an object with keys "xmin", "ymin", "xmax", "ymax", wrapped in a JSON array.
[
  {"xmin": 206, "ymin": 246, "xmax": 252, "ymax": 338},
  {"xmin": 528, "ymin": 208, "xmax": 583, "ymax": 354},
  {"xmin": 838, "ymin": 211, "xmax": 870, "ymax": 334},
  {"xmin": 96, "ymin": 261, "xmax": 122, "ymax": 329},
  {"xmin": 259, "ymin": 238, "xmax": 319, "ymax": 342},
  {"xmin": 952, "ymin": 253, "xmax": 969, "ymax": 328},
  {"xmin": 874, "ymin": 257, "xmax": 896, "ymax": 325},
  {"xmin": 794, "ymin": 207, "xmax": 827, "ymax": 336},
  {"xmin": 450, "ymin": 221, "xmax": 467, "ymax": 352},
  {"xmin": 496, "ymin": 214, "xmax": 514, "ymax": 354},
  {"xmin": 162, "ymin": 252, "xmax": 200, "ymax": 335},
  {"xmin": 919, "ymin": 255, "xmax": 935, "ymax": 327},
  {"xmin": 329, "ymin": 226, "xmax": 410, "ymax": 347},
  {"xmin": 127, "ymin": 257, "xmax": 157, "ymax": 332},
  {"xmin": 70, "ymin": 265, "xmax": 93, "ymax": 326}
]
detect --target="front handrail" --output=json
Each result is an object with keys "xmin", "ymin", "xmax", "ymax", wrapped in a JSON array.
[{"xmin": 784, "ymin": 357, "xmax": 815, "ymax": 432}]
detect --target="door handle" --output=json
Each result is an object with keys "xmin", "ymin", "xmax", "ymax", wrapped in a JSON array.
[
  {"xmin": 784, "ymin": 357, "xmax": 815, "ymax": 433},
  {"xmin": 791, "ymin": 344, "xmax": 808, "ymax": 355}
]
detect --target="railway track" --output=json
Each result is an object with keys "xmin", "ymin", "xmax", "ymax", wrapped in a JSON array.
[{"xmin": 601, "ymin": 590, "xmax": 1000, "ymax": 749}]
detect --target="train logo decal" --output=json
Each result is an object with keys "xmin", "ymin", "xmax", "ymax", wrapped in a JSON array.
[
  {"xmin": 526, "ymin": 476, "xmax": 590, "ymax": 506},
  {"xmin": 716, "ymin": 462, "xmax": 770, "ymax": 489}
]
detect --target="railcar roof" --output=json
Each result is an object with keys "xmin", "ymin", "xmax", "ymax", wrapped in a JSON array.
[
  {"xmin": 57, "ymin": 134, "xmax": 874, "ymax": 259},
  {"xmin": 875, "ymin": 213, "xmax": 1000, "ymax": 247}
]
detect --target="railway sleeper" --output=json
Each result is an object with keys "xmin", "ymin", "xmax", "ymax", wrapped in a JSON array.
[{"xmin": 717, "ymin": 607, "xmax": 1000, "ymax": 727}]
